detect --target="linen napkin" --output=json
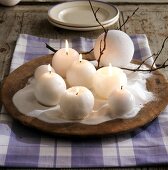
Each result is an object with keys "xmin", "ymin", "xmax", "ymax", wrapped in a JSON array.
[{"xmin": 0, "ymin": 34, "xmax": 168, "ymax": 168}]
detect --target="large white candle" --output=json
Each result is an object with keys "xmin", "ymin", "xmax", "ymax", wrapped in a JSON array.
[
  {"xmin": 93, "ymin": 64, "xmax": 127, "ymax": 99},
  {"xmin": 52, "ymin": 40, "xmax": 79, "ymax": 78},
  {"xmin": 94, "ymin": 30, "xmax": 134, "ymax": 67},
  {"xmin": 66, "ymin": 54, "xmax": 96, "ymax": 89},
  {"xmin": 60, "ymin": 86, "xmax": 94, "ymax": 120},
  {"xmin": 108, "ymin": 86, "xmax": 135, "ymax": 114},
  {"xmin": 34, "ymin": 65, "xmax": 66, "ymax": 106}
]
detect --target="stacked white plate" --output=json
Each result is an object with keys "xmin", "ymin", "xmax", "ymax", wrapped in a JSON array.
[{"xmin": 48, "ymin": 1, "xmax": 119, "ymax": 31}]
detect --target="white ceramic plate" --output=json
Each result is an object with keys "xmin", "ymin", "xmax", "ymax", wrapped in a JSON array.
[
  {"xmin": 48, "ymin": 17, "xmax": 118, "ymax": 31},
  {"xmin": 48, "ymin": 1, "xmax": 119, "ymax": 27}
]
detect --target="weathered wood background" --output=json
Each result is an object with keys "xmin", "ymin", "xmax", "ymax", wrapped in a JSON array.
[
  {"xmin": 0, "ymin": 1, "xmax": 168, "ymax": 170},
  {"xmin": 0, "ymin": 3, "xmax": 168, "ymax": 82},
  {"xmin": 22, "ymin": 0, "xmax": 168, "ymax": 3}
]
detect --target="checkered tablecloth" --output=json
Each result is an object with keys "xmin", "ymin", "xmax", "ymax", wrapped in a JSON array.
[{"xmin": 0, "ymin": 34, "xmax": 168, "ymax": 168}]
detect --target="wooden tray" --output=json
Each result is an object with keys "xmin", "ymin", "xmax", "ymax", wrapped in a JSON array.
[{"xmin": 1, "ymin": 54, "xmax": 168, "ymax": 137}]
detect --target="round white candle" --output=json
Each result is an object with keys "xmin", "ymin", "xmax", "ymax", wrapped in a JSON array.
[
  {"xmin": 34, "ymin": 65, "xmax": 66, "ymax": 106},
  {"xmin": 34, "ymin": 64, "xmax": 55, "ymax": 80},
  {"xmin": 52, "ymin": 40, "xmax": 79, "ymax": 78},
  {"xmin": 93, "ymin": 64, "xmax": 127, "ymax": 99},
  {"xmin": 94, "ymin": 30, "xmax": 134, "ymax": 67},
  {"xmin": 108, "ymin": 87, "xmax": 135, "ymax": 114},
  {"xmin": 60, "ymin": 86, "xmax": 94, "ymax": 120},
  {"xmin": 66, "ymin": 54, "xmax": 96, "ymax": 89}
]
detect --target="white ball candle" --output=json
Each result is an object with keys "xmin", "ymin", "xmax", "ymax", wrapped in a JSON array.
[
  {"xmin": 60, "ymin": 86, "xmax": 94, "ymax": 120},
  {"xmin": 94, "ymin": 30, "xmax": 134, "ymax": 67},
  {"xmin": 34, "ymin": 66, "xmax": 66, "ymax": 106},
  {"xmin": 66, "ymin": 54, "xmax": 96, "ymax": 89},
  {"xmin": 108, "ymin": 87, "xmax": 135, "ymax": 114},
  {"xmin": 93, "ymin": 64, "xmax": 127, "ymax": 99},
  {"xmin": 34, "ymin": 64, "xmax": 55, "ymax": 80},
  {"xmin": 52, "ymin": 40, "xmax": 79, "ymax": 78}
]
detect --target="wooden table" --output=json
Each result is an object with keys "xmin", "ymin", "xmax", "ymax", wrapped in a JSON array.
[{"xmin": 0, "ymin": 1, "xmax": 168, "ymax": 170}]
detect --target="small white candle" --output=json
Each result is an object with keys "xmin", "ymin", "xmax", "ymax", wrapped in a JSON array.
[
  {"xmin": 52, "ymin": 40, "xmax": 79, "ymax": 78},
  {"xmin": 108, "ymin": 86, "xmax": 135, "ymax": 114},
  {"xmin": 60, "ymin": 86, "xmax": 94, "ymax": 120},
  {"xmin": 93, "ymin": 64, "xmax": 127, "ymax": 99},
  {"xmin": 66, "ymin": 54, "xmax": 96, "ymax": 89},
  {"xmin": 34, "ymin": 64, "xmax": 55, "ymax": 80},
  {"xmin": 34, "ymin": 65, "xmax": 66, "ymax": 106}
]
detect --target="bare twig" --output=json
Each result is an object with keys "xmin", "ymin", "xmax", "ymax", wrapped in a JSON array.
[
  {"xmin": 119, "ymin": 36, "xmax": 168, "ymax": 71},
  {"xmin": 45, "ymin": 42, "xmax": 94, "ymax": 55},
  {"xmin": 45, "ymin": 1, "xmax": 168, "ymax": 73},
  {"xmin": 121, "ymin": 36, "xmax": 168, "ymax": 72},
  {"xmin": 89, "ymin": 1, "xmax": 168, "ymax": 72},
  {"xmin": 81, "ymin": 48, "xmax": 94, "ymax": 55},
  {"xmin": 136, "ymin": 53, "xmax": 157, "ymax": 70},
  {"xmin": 161, "ymin": 58, "xmax": 168, "ymax": 66},
  {"xmin": 88, "ymin": 0, "xmax": 107, "ymax": 33},
  {"xmin": 97, "ymin": 30, "xmax": 108, "ymax": 68},
  {"xmin": 121, "ymin": 64, "xmax": 168, "ymax": 72},
  {"xmin": 98, "ymin": 39, "xmax": 103, "ymax": 68},
  {"xmin": 151, "ymin": 36, "xmax": 168, "ymax": 70},
  {"xmin": 118, "ymin": 7, "xmax": 139, "ymax": 31},
  {"xmin": 45, "ymin": 43, "xmax": 57, "ymax": 53},
  {"xmin": 88, "ymin": 0, "xmax": 108, "ymax": 68}
]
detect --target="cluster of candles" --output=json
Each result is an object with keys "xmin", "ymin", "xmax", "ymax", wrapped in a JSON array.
[{"xmin": 34, "ymin": 38, "xmax": 135, "ymax": 120}]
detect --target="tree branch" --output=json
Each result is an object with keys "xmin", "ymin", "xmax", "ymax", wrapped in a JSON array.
[
  {"xmin": 97, "ymin": 30, "xmax": 108, "ymax": 68},
  {"xmin": 136, "ymin": 53, "xmax": 157, "ymax": 70},
  {"xmin": 88, "ymin": 0, "xmax": 107, "ymax": 33},
  {"xmin": 81, "ymin": 48, "xmax": 94, "ymax": 55},
  {"xmin": 45, "ymin": 43, "xmax": 57, "ymax": 53},
  {"xmin": 45, "ymin": 1, "xmax": 168, "ymax": 73},
  {"xmin": 88, "ymin": 0, "xmax": 109, "ymax": 68},
  {"xmin": 118, "ymin": 7, "xmax": 139, "ymax": 31},
  {"xmin": 121, "ymin": 64, "xmax": 168, "ymax": 72},
  {"xmin": 151, "ymin": 36, "xmax": 168, "ymax": 70}
]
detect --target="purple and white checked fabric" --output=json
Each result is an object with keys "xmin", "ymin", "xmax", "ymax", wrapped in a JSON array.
[{"xmin": 0, "ymin": 34, "xmax": 168, "ymax": 168}]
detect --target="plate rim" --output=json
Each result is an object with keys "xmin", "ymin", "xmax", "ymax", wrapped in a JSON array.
[
  {"xmin": 48, "ymin": 1, "xmax": 119, "ymax": 28},
  {"xmin": 48, "ymin": 17, "xmax": 119, "ymax": 31},
  {"xmin": 2, "ymin": 55, "xmax": 168, "ymax": 137}
]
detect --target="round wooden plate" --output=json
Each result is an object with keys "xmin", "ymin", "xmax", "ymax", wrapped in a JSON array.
[{"xmin": 1, "ymin": 54, "xmax": 168, "ymax": 137}]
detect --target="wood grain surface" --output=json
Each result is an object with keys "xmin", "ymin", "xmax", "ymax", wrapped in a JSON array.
[
  {"xmin": 1, "ymin": 55, "xmax": 168, "ymax": 137},
  {"xmin": 21, "ymin": 0, "xmax": 168, "ymax": 3}
]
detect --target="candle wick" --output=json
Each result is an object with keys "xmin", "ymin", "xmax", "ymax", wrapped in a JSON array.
[
  {"xmin": 66, "ymin": 51, "xmax": 68, "ymax": 55},
  {"xmin": 121, "ymin": 86, "xmax": 123, "ymax": 90},
  {"xmin": 49, "ymin": 71, "xmax": 51, "ymax": 74},
  {"xmin": 80, "ymin": 60, "xmax": 82, "ymax": 63},
  {"xmin": 76, "ymin": 92, "xmax": 78, "ymax": 95}
]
